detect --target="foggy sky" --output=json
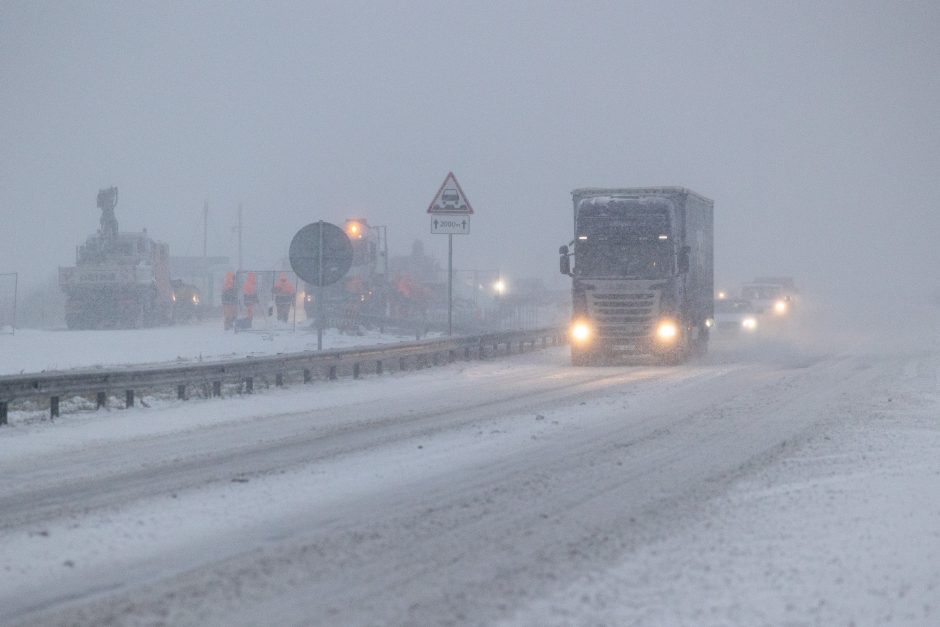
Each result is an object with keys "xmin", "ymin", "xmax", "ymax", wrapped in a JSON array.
[{"xmin": 2, "ymin": 0, "xmax": 938, "ymax": 299}]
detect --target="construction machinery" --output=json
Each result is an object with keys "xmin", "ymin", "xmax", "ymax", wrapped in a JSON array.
[
  {"xmin": 59, "ymin": 187, "xmax": 174, "ymax": 329},
  {"xmin": 303, "ymin": 218, "xmax": 389, "ymax": 330}
]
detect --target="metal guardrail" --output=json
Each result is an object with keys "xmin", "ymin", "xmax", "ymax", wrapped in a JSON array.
[{"xmin": 0, "ymin": 327, "xmax": 565, "ymax": 424}]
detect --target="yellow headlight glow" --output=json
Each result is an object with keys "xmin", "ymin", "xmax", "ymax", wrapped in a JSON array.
[
  {"xmin": 742, "ymin": 317, "xmax": 757, "ymax": 330},
  {"xmin": 773, "ymin": 300, "xmax": 787, "ymax": 314},
  {"xmin": 570, "ymin": 321, "xmax": 592, "ymax": 344},
  {"xmin": 656, "ymin": 320, "xmax": 679, "ymax": 341},
  {"xmin": 346, "ymin": 222, "xmax": 362, "ymax": 238}
]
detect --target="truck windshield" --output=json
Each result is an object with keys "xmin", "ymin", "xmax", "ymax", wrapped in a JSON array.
[{"xmin": 575, "ymin": 241, "xmax": 673, "ymax": 278}]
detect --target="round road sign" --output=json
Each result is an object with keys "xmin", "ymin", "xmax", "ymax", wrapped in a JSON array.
[{"xmin": 289, "ymin": 221, "xmax": 353, "ymax": 286}]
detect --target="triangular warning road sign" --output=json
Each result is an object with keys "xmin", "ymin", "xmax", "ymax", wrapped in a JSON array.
[{"xmin": 427, "ymin": 172, "xmax": 474, "ymax": 215}]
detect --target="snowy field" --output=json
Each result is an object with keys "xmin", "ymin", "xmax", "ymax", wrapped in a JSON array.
[
  {"xmin": 0, "ymin": 318, "xmax": 432, "ymax": 375},
  {"xmin": 0, "ymin": 302, "xmax": 938, "ymax": 625}
]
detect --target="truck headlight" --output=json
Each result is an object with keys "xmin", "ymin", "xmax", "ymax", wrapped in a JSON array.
[
  {"xmin": 742, "ymin": 316, "xmax": 757, "ymax": 330},
  {"xmin": 570, "ymin": 321, "xmax": 592, "ymax": 344},
  {"xmin": 773, "ymin": 300, "xmax": 788, "ymax": 314},
  {"xmin": 656, "ymin": 320, "xmax": 679, "ymax": 341}
]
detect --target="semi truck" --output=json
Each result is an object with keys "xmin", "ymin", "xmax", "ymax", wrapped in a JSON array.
[{"xmin": 559, "ymin": 187, "xmax": 714, "ymax": 365}]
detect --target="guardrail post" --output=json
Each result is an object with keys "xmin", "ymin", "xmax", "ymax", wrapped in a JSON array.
[
  {"xmin": 464, "ymin": 347, "xmax": 470, "ymax": 359},
  {"xmin": 399, "ymin": 357, "xmax": 406, "ymax": 371},
  {"xmin": 276, "ymin": 373, "xmax": 284, "ymax": 387},
  {"xmin": 353, "ymin": 363, "xmax": 360, "ymax": 379},
  {"xmin": 0, "ymin": 402, "xmax": 7, "ymax": 426},
  {"xmin": 245, "ymin": 377, "xmax": 253, "ymax": 394},
  {"xmin": 448, "ymin": 350, "xmax": 456, "ymax": 363},
  {"xmin": 96, "ymin": 392, "xmax": 107, "ymax": 409},
  {"xmin": 177, "ymin": 384, "xmax": 187, "ymax": 400},
  {"xmin": 329, "ymin": 365, "xmax": 337, "ymax": 380},
  {"xmin": 303, "ymin": 368, "xmax": 312, "ymax": 384},
  {"xmin": 125, "ymin": 390, "xmax": 134, "ymax": 408},
  {"xmin": 50, "ymin": 396, "xmax": 59, "ymax": 419},
  {"xmin": 212, "ymin": 381, "xmax": 221, "ymax": 397},
  {"xmin": 376, "ymin": 360, "xmax": 383, "ymax": 375},
  {"xmin": 542, "ymin": 337, "xmax": 547, "ymax": 348}
]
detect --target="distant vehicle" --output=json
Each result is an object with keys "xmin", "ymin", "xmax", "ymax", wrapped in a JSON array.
[
  {"xmin": 171, "ymin": 279, "xmax": 204, "ymax": 323},
  {"xmin": 59, "ymin": 187, "xmax": 175, "ymax": 329},
  {"xmin": 560, "ymin": 187, "xmax": 714, "ymax": 365},
  {"xmin": 741, "ymin": 278, "xmax": 796, "ymax": 317},
  {"xmin": 303, "ymin": 218, "xmax": 388, "ymax": 328},
  {"xmin": 714, "ymin": 298, "xmax": 759, "ymax": 334}
]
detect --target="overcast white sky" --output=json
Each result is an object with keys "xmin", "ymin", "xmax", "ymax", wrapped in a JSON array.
[{"xmin": 2, "ymin": 0, "xmax": 938, "ymax": 298}]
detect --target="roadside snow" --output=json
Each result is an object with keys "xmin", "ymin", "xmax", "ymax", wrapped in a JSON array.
[{"xmin": 0, "ymin": 319, "xmax": 430, "ymax": 375}]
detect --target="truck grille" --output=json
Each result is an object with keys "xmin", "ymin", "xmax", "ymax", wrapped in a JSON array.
[{"xmin": 588, "ymin": 292, "xmax": 659, "ymax": 345}]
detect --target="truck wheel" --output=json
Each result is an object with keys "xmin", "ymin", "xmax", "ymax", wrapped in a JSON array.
[
  {"xmin": 571, "ymin": 348, "xmax": 594, "ymax": 366},
  {"xmin": 692, "ymin": 324, "xmax": 709, "ymax": 357},
  {"xmin": 661, "ymin": 335, "xmax": 690, "ymax": 365}
]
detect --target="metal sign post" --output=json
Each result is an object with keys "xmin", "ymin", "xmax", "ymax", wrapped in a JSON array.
[
  {"xmin": 427, "ymin": 172, "xmax": 474, "ymax": 336},
  {"xmin": 288, "ymin": 221, "xmax": 353, "ymax": 351},
  {"xmin": 317, "ymin": 223, "xmax": 324, "ymax": 350},
  {"xmin": 448, "ymin": 234, "xmax": 453, "ymax": 335}
]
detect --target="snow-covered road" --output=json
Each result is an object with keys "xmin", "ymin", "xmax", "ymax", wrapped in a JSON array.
[{"xmin": 1, "ymin": 306, "xmax": 939, "ymax": 625}]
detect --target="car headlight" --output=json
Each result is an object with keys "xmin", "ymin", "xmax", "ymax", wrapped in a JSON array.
[
  {"xmin": 773, "ymin": 300, "xmax": 787, "ymax": 314},
  {"xmin": 741, "ymin": 316, "xmax": 757, "ymax": 330},
  {"xmin": 656, "ymin": 320, "xmax": 679, "ymax": 341},
  {"xmin": 570, "ymin": 321, "xmax": 592, "ymax": 344}
]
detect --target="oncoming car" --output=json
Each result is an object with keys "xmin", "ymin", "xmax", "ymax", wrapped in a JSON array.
[
  {"xmin": 740, "ymin": 282, "xmax": 793, "ymax": 317},
  {"xmin": 714, "ymin": 298, "xmax": 759, "ymax": 334}
]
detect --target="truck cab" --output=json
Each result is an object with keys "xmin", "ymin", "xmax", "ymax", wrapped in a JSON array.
[{"xmin": 560, "ymin": 188, "xmax": 713, "ymax": 365}]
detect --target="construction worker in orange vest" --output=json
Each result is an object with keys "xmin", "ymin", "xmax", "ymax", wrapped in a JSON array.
[
  {"xmin": 242, "ymin": 272, "xmax": 259, "ymax": 326},
  {"xmin": 222, "ymin": 272, "xmax": 237, "ymax": 330},
  {"xmin": 273, "ymin": 272, "xmax": 295, "ymax": 322}
]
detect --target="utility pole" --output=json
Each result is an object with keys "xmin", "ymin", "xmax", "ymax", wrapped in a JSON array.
[
  {"xmin": 202, "ymin": 200, "xmax": 208, "ymax": 259},
  {"xmin": 237, "ymin": 203, "xmax": 243, "ymax": 271}
]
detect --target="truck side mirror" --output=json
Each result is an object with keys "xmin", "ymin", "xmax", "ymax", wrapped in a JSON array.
[
  {"xmin": 678, "ymin": 246, "xmax": 691, "ymax": 274},
  {"xmin": 559, "ymin": 245, "xmax": 571, "ymax": 275}
]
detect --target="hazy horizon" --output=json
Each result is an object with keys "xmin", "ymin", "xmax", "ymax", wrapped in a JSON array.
[{"xmin": 3, "ymin": 1, "xmax": 938, "ymax": 302}]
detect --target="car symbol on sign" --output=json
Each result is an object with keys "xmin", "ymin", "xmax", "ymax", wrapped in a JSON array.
[{"xmin": 441, "ymin": 188, "xmax": 460, "ymax": 208}]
